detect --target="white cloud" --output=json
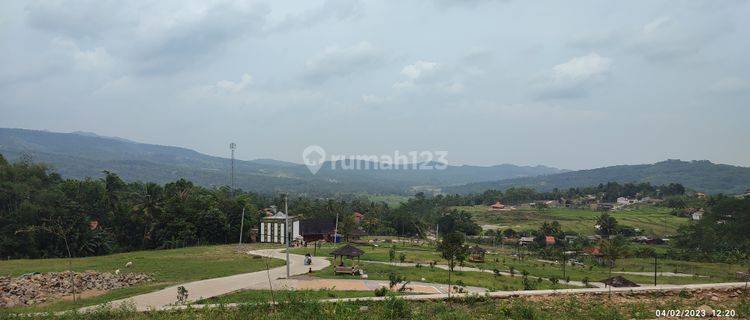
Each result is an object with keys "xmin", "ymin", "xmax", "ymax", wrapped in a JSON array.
[
  {"xmin": 305, "ymin": 41, "xmax": 383, "ymax": 81},
  {"xmin": 215, "ymin": 74, "xmax": 254, "ymax": 93},
  {"xmin": 393, "ymin": 60, "xmax": 441, "ymax": 89},
  {"xmin": 552, "ymin": 53, "xmax": 612, "ymax": 80},
  {"xmin": 534, "ymin": 53, "xmax": 612, "ymax": 99},
  {"xmin": 51, "ymin": 38, "xmax": 113, "ymax": 71},
  {"xmin": 401, "ymin": 60, "xmax": 439, "ymax": 80}
]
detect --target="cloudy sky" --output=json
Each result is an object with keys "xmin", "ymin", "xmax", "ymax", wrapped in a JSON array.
[{"xmin": 1, "ymin": 0, "xmax": 749, "ymax": 170}]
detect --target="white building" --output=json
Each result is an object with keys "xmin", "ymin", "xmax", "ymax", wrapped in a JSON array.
[
  {"xmin": 691, "ymin": 210, "xmax": 704, "ymax": 221},
  {"xmin": 259, "ymin": 211, "xmax": 300, "ymax": 244}
]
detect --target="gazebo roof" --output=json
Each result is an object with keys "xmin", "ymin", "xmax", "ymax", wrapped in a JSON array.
[
  {"xmin": 330, "ymin": 244, "xmax": 364, "ymax": 257},
  {"xmin": 469, "ymin": 245, "xmax": 487, "ymax": 254}
]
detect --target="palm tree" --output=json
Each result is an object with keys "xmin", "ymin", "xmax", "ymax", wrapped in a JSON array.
[
  {"xmin": 132, "ymin": 183, "xmax": 163, "ymax": 243},
  {"xmin": 600, "ymin": 236, "xmax": 629, "ymax": 276}
]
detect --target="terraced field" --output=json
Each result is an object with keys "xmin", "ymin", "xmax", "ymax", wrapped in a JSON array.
[{"xmin": 455, "ymin": 205, "xmax": 688, "ymax": 236}]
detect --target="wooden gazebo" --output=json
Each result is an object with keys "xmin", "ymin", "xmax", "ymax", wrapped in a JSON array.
[
  {"xmin": 468, "ymin": 245, "xmax": 487, "ymax": 262},
  {"xmin": 330, "ymin": 244, "xmax": 364, "ymax": 275}
]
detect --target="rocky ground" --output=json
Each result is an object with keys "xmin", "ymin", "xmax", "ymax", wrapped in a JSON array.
[{"xmin": 0, "ymin": 271, "xmax": 151, "ymax": 308}]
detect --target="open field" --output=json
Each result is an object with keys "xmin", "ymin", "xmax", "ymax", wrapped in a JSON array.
[
  {"xmin": 309, "ymin": 261, "xmax": 575, "ymax": 291},
  {"xmin": 293, "ymin": 243, "xmax": 748, "ymax": 286},
  {"xmin": 290, "ymin": 243, "xmax": 446, "ymax": 264},
  {"xmin": 0, "ymin": 244, "xmax": 284, "ymax": 313},
  {"xmin": 465, "ymin": 250, "xmax": 747, "ymax": 285},
  {"xmin": 456, "ymin": 205, "xmax": 688, "ymax": 236},
  {"xmin": 363, "ymin": 194, "xmax": 409, "ymax": 207}
]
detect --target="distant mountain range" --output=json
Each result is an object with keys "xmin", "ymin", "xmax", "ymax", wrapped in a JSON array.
[
  {"xmin": 0, "ymin": 128, "xmax": 564, "ymax": 195},
  {"xmin": 2, "ymin": 128, "xmax": 748, "ymax": 195},
  {"xmin": 444, "ymin": 159, "xmax": 750, "ymax": 195}
]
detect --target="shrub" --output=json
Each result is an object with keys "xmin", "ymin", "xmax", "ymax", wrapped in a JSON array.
[
  {"xmin": 493, "ymin": 268, "xmax": 501, "ymax": 276},
  {"xmin": 176, "ymin": 286, "xmax": 189, "ymax": 304},
  {"xmin": 399, "ymin": 253, "xmax": 406, "ymax": 263},
  {"xmin": 374, "ymin": 287, "xmax": 389, "ymax": 297}
]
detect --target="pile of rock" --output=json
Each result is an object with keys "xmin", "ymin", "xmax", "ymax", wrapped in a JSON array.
[{"xmin": 0, "ymin": 271, "xmax": 151, "ymax": 307}]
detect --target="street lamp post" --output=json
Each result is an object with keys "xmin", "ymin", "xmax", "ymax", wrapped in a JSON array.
[{"xmin": 285, "ymin": 195, "xmax": 290, "ymax": 278}]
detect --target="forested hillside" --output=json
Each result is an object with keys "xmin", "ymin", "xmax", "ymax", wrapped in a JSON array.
[
  {"xmin": 0, "ymin": 128, "xmax": 563, "ymax": 195},
  {"xmin": 445, "ymin": 160, "xmax": 750, "ymax": 195}
]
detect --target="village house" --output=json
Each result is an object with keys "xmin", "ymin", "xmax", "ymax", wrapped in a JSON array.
[
  {"xmin": 488, "ymin": 201, "xmax": 505, "ymax": 211},
  {"xmin": 691, "ymin": 209, "xmax": 704, "ymax": 221},
  {"xmin": 299, "ymin": 218, "xmax": 337, "ymax": 242},
  {"xmin": 519, "ymin": 236, "xmax": 535, "ymax": 246},
  {"xmin": 544, "ymin": 236, "xmax": 556, "ymax": 245},
  {"xmin": 616, "ymin": 197, "xmax": 638, "ymax": 205}
]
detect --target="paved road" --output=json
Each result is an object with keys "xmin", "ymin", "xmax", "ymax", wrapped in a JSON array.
[
  {"xmin": 77, "ymin": 249, "xmax": 483, "ymax": 312},
  {"xmin": 80, "ymin": 249, "xmax": 330, "ymax": 312}
]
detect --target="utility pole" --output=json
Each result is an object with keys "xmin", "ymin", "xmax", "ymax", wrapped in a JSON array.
[
  {"xmin": 237, "ymin": 207, "xmax": 245, "ymax": 252},
  {"xmin": 334, "ymin": 207, "xmax": 340, "ymax": 244},
  {"xmin": 653, "ymin": 253, "xmax": 658, "ymax": 286},
  {"xmin": 229, "ymin": 143, "xmax": 236, "ymax": 196},
  {"xmin": 285, "ymin": 195, "xmax": 290, "ymax": 278}
]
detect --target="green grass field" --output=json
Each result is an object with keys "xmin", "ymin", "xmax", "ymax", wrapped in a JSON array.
[
  {"xmin": 294, "ymin": 243, "xmax": 747, "ymax": 287},
  {"xmin": 363, "ymin": 194, "xmax": 409, "ymax": 207},
  {"xmin": 456, "ymin": 205, "xmax": 688, "ymax": 236},
  {"xmin": 0, "ymin": 244, "xmax": 284, "ymax": 313},
  {"xmin": 290, "ymin": 242, "xmax": 446, "ymax": 265},
  {"xmin": 310, "ymin": 261, "xmax": 575, "ymax": 291}
]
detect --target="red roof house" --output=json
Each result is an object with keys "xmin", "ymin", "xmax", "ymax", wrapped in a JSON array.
[{"xmin": 489, "ymin": 201, "xmax": 505, "ymax": 211}]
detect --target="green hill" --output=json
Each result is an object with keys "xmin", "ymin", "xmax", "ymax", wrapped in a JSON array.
[
  {"xmin": 0, "ymin": 128, "xmax": 562, "ymax": 195},
  {"xmin": 444, "ymin": 159, "xmax": 750, "ymax": 195}
]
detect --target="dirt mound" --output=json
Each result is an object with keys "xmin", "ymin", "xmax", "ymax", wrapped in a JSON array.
[{"xmin": 0, "ymin": 271, "xmax": 151, "ymax": 307}]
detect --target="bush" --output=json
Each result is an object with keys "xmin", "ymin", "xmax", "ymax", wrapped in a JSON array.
[
  {"xmin": 493, "ymin": 268, "xmax": 501, "ymax": 276},
  {"xmin": 176, "ymin": 286, "xmax": 188, "ymax": 304},
  {"xmin": 374, "ymin": 286, "xmax": 389, "ymax": 297},
  {"xmin": 399, "ymin": 253, "xmax": 406, "ymax": 263}
]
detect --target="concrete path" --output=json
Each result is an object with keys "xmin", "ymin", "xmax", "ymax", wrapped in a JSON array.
[
  {"xmin": 360, "ymin": 260, "xmax": 607, "ymax": 288},
  {"xmin": 79, "ymin": 249, "xmax": 330, "ymax": 312},
  {"xmin": 282, "ymin": 278, "xmax": 486, "ymax": 294},
  {"xmin": 170, "ymin": 281, "xmax": 750, "ymax": 311},
  {"xmin": 77, "ymin": 249, "xmax": 484, "ymax": 312}
]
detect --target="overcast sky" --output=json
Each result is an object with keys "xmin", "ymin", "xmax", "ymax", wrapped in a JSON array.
[{"xmin": 1, "ymin": 0, "xmax": 749, "ymax": 170}]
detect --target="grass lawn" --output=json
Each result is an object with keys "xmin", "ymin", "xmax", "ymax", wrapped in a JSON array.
[
  {"xmin": 0, "ymin": 244, "xmax": 284, "ymax": 313},
  {"xmin": 294, "ymin": 243, "xmax": 747, "ymax": 287},
  {"xmin": 307, "ymin": 260, "xmax": 575, "ymax": 291},
  {"xmin": 456, "ymin": 205, "xmax": 688, "ymax": 236},
  {"xmin": 290, "ymin": 243, "xmax": 446, "ymax": 265},
  {"xmin": 363, "ymin": 194, "xmax": 409, "ymax": 208},
  {"xmin": 465, "ymin": 250, "xmax": 747, "ymax": 285}
]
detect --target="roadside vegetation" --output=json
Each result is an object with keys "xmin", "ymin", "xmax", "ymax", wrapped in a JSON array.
[{"xmin": 4, "ymin": 289, "xmax": 748, "ymax": 319}]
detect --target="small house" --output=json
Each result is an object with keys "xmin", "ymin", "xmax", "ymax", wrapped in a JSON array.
[
  {"xmin": 544, "ymin": 236, "xmax": 556, "ymax": 245},
  {"xmin": 489, "ymin": 201, "xmax": 505, "ymax": 211},
  {"xmin": 691, "ymin": 210, "xmax": 704, "ymax": 221},
  {"xmin": 519, "ymin": 236, "xmax": 535, "ymax": 246}
]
